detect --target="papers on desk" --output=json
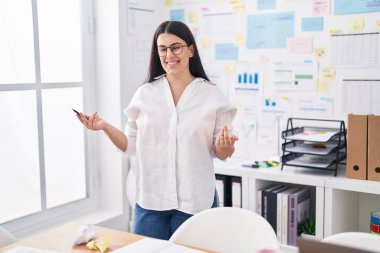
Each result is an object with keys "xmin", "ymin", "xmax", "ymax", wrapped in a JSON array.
[
  {"xmin": 112, "ymin": 238, "xmax": 206, "ymax": 253},
  {"xmin": 4, "ymin": 246, "xmax": 60, "ymax": 253}
]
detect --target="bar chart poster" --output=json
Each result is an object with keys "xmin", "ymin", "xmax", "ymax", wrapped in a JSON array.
[{"xmin": 234, "ymin": 62, "xmax": 261, "ymax": 92}]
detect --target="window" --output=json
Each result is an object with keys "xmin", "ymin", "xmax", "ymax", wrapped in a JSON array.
[{"xmin": 0, "ymin": 0, "xmax": 94, "ymax": 226}]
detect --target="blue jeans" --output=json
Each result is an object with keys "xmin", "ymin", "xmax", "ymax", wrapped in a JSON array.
[{"xmin": 133, "ymin": 192, "xmax": 219, "ymax": 240}]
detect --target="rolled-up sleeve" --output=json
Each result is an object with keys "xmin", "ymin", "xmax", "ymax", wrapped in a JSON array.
[{"xmin": 123, "ymin": 92, "xmax": 140, "ymax": 156}]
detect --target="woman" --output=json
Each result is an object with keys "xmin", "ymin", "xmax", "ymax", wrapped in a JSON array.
[{"xmin": 77, "ymin": 21, "xmax": 238, "ymax": 240}]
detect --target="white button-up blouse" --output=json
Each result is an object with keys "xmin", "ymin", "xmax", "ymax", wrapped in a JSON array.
[{"xmin": 123, "ymin": 75, "xmax": 236, "ymax": 214}]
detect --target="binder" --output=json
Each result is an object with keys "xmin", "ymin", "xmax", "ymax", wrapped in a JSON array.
[
  {"xmin": 231, "ymin": 177, "xmax": 242, "ymax": 208},
  {"xmin": 257, "ymin": 184, "xmax": 278, "ymax": 215},
  {"xmin": 263, "ymin": 185, "xmax": 286, "ymax": 233},
  {"xmin": 276, "ymin": 187, "xmax": 292, "ymax": 241},
  {"xmin": 288, "ymin": 188, "xmax": 310, "ymax": 246},
  {"xmin": 278, "ymin": 187, "xmax": 300, "ymax": 244},
  {"xmin": 368, "ymin": 115, "xmax": 380, "ymax": 182},
  {"xmin": 215, "ymin": 174, "xmax": 231, "ymax": 207},
  {"xmin": 216, "ymin": 178, "xmax": 225, "ymax": 207},
  {"xmin": 347, "ymin": 114, "xmax": 367, "ymax": 180},
  {"xmin": 262, "ymin": 185, "xmax": 283, "ymax": 221}
]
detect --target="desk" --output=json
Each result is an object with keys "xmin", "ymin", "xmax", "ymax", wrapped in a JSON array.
[{"xmin": 0, "ymin": 223, "xmax": 212, "ymax": 252}]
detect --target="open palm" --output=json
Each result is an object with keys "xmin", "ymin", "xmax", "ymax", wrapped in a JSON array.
[{"xmin": 77, "ymin": 112, "xmax": 107, "ymax": 131}]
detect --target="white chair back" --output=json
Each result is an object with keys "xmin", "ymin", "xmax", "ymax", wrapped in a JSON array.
[
  {"xmin": 322, "ymin": 232, "xmax": 380, "ymax": 253},
  {"xmin": 170, "ymin": 207, "xmax": 279, "ymax": 253},
  {"xmin": 0, "ymin": 226, "xmax": 16, "ymax": 248}
]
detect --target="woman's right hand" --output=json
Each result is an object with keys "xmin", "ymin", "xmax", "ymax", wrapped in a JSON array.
[{"xmin": 77, "ymin": 112, "xmax": 107, "ymax": 131}]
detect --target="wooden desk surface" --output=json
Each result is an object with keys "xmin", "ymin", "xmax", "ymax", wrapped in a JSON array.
[
  {"xmin": 0, "ymin": 223, "xmax": 215, "ymax": 253},
  {"xmin": 0, "ymin": 223, "xmax": 146, "ymax": 252}
]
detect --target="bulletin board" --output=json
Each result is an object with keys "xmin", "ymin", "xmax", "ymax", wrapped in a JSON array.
[{"xmin": 126, "ymin": 0, "xmax": 380, "ymax": 158}]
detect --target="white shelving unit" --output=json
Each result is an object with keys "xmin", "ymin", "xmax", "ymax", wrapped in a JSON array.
[
  {"xmin": 324, "ymin": 171, "xmax": 380, "ymax": 237},
  {"xmin": 214, "ymin": 160, "xmax": 380, "ymax": 251}
]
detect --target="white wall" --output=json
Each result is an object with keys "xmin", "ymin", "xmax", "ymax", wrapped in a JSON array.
[{"xmin": 93, "ymin": 0, "xmax": 127, "ymax": 230}]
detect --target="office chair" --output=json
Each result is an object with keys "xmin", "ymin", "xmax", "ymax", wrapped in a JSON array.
[
  {"xmin": 0, "ymin": 226, "xmax": 17, "ymax": 248},
  {"xmin": 169, "ymin": 207, "xmax": 279, "ymax": 253},
  {"xmin": 322, "ymin": 232, "xmax": 380, "ymax": 253}
]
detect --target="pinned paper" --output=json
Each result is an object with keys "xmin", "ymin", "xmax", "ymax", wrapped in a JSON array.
[
  {"xmin": 247, "ymin": 12, "xmax": 295, "ymax": 49},
  {"xmin": 314, "ymin": 47, "xmax": 326, "ymax": 59},
  {"xmin": 317, "ymin": 78, "xmax": 330, "ymax": 93},
  {"xmin": 224, "ymin": 62, "xmax": 236, "ymax": 75},
  {"xmin": 235, "ymin": 33, "xmax": 246, "ymax": 47},
  {"xmin": 187, "ymin": 11, "xmax": 199, "ymax": 24},
  {"xmin": 349, "ymin": 16, "xmax": 364, "ymax": 33},
  {"xmin": 199, "ymin": 37, "xmax": 212, "ymax": 51},
  {"xmin": 302, "ymin": 17, "xmax": 324, "ymax": 32},
  {"xmin": 312, "ymin": 0, "xmax": 331, "ymax": 16},
  {"xmin": 329, "ymin": 29, "xmax": 340, "ymax": 34},
  {"xmin": 170, "ymin": 9, "xmax": 185, "ymax": 22},
  {"xmin": 321, "ymin": 66, "xmax": 336, "ymax": 81},
  {"xmin": 86, "ymin": 236, "xmax": 109, "ymax": 253},
  {"xmin": 376, "ymin": 20, "xmax": 380, "ymax": 32},
  {"xmin": 257, "ymin": 0, "xmax": 276, "ymax": 10},
  {"xmin": 287, "ymin": 37, "xmax": 313, "ymax": 54},
  {"xmin": 260, "ymin": 55, "xmax": 269, "ymax": 64},
  {"xmin": 163, "ymin": 0, "xmax": 173, "ymax": 8},
  {"xmin": 231, "ymin": 0, "xmax": 245, "ymax": 14},
  {"xmin": 215, "ymin": 43, "xmax": 239, "ymax": 60}
]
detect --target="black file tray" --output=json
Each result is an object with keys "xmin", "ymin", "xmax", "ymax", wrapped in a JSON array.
[{"xmin": 281, "ymin": 118, "xmax": 347, "ymax": 176}]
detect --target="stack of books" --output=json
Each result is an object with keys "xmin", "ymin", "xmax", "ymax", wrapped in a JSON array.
[{"xmin": 257, "ymin": 184, "xmax": 312, "ymax": 246}]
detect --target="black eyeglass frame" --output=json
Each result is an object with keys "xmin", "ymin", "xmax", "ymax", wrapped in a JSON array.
[{"xmin": 157, "ymin": 43, "xmax": 189, "ymax": 57}]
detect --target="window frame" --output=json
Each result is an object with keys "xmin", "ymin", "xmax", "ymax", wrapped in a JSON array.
[{"xmin": 0, "ymin": 0, "xmax": 97, "ymax": 236}]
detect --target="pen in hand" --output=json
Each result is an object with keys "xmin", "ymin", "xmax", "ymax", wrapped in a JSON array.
[
  {"xmin": 72, "ymin": 108, "xmax": 80, "ymax": 115},
  {"xmin": 72, "ymin": 108, "xmax": 89, "ymax": 119}
]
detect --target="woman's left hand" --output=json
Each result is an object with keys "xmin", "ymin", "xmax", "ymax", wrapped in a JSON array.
[{"xmin": 214, "ymin": 125, "xmax": 239, "ymax": 160}]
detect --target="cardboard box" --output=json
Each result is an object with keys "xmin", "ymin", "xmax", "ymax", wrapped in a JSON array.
[
  {"xmin": 346, "ymin": 114, "xmax": 367, "ymax": 180},
  {"xmin": 368, "ymin": 115, "xmax": 380, "ymax": 182}
]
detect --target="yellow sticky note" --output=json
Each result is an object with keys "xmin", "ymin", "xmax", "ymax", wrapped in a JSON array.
[
  {"xmin": 224, "ymin": 62, "xmax": 236, "ymax": 75},
  {"xmin": 329, "ymin": 29, "xmax": 340, "ymax": 34},
  {"xmin": 233, "ymin": 4, "xmax": 245, "ymax": 14},
  {"xmin": 199, "ymin": 37, "xmax": 211, "ymax": 51},
  {"xmin": 229, "ymin": 0, "xmax": 245, "ymax": 13},
  {"xmin": 163, "ymin": 0, "xmax": 173, "ymax": 8},
  {"xmin": 187, "ymin": 11, "xmax": 198, "ymax": 24},
  {"xmin": 321, "ymin": 67, "xmax": 336, "ymax": 81},
  {"xmin": 377, "ymin": 20, "xmax": 380, "ymax": 32},
  {"xmin": 280, "ymin": 96, "xmax": 289, "ymax": 101},
  {"xmin": 314, "ymin": 47, "xmax": 326, "ymax": 59},
  {"xmin": 235, "ymin": 34, "xmax": 246, "ymax": 47},
  {"xmin": 349, "ymin": 16, "xmax": 364, "ymax": 33},
  {"xmin": 317, "ymin": 78, "xmax": 330, "ymax": 93}
]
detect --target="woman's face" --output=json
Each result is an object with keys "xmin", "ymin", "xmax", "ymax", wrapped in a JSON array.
[{"xmin": 157, "ymin": 33, "xmax": 194, "ymax": 77}]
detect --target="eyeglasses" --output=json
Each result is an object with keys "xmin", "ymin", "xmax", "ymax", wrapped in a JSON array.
[{"xmin": 157, "ymin": 43, "xmax": 188, "ymax": 57}]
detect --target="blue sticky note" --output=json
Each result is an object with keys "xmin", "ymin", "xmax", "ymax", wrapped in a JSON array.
[
  {"xmin": 215, "ymin": 44, "xmax": 238, "ymax": 60},
  {"xmin": 302, "ymin": 17, "xmax": 324, "ymax": 32},
  {"xmin": 247, "ymin": 12, "xmax": 295, "ymax": 49},
  {"xmin": 170, "ymin": 9, "xmax": 185, "ymax": 22},
  {"xmin": 257, "ymin": 0, "xmax": 276, "ymax": 10},
  {"xmin": 335, "ymin": 0, "xmax": 380, "ymax": 15}
]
